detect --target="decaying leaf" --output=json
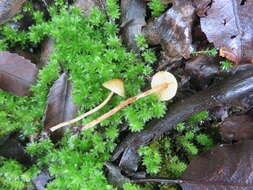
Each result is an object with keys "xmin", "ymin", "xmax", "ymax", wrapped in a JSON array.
[
  {"xmin": 219, "ymin": 114, "xmax": 253, "ymax": 142},
  {"xmin": 185, "ymin": 55, "xmax": 219, "ymax": 78},
  {"xmin": 0, "ymin": 51, "xmax": 38, "ymax": 96},
  {"xmin": 185, "ymin": 55, "xmax": 220, "ymax": 89},
  {"xmin": 40, "ymin": 38, "xmax": 54, "ymax": 68},
  {"xmin": 143, "ymin": 0, "xmax": 194, "ymax": 60},
  {"xmin": 199, "ymin": 0, "xmax": 253, "ymax": 63},
  {"xmin": 44, "ymin": 73, "xmax": 78, "ymax": 136},
  {"xmin": 0, "ymin": 0, "xmax": 26, "ymax": 24},
  {"xmin": 105, "ymin": 162, "xmax": 130, "ymax": 189},
  {"xmin": 181, "ymin": 140, "xmax": 253, "ymax": 190},
  {"xmin": 121, "ymin": 0, "xmax": 146, "ymax": 50}
]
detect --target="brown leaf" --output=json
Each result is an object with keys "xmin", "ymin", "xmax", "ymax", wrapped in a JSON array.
[
  {"xmin": 39, "ymin": 38, "xmax": 54, "ymax": 68},
  {"xmin": 185, "ymin": 55, "xmax": 219, "ymax": 79},
  {"xmin": 181, "ymin": 140, "xmax": 253, "ymax": 190},
  {"xmin": 185, "ymin": 55, "xmax": 220, "ymax": 89},
  {"xmin": 199, "ymin": 0, "xmax": 253, "ymax": 63},
  {"xmin": 143, "ymin": 0, "xmax": 194, "ymax": 59},
  {"xmin": 219, "ymin": 114, "xmax": 253, "ymax": 142},
  {"xmin": 121, "ymin": 0, "xmax": 146, "ymax": 50},
  {"xmin": 0, "ymin": 0, "xmax": 26, "ymax": 25},
  {"xmin": 44, "ymin": 73, "xmax": 78, "ymax": 137},
  {"xmin": 0, "ymin": 51, "xmax": 38, "ymax": 96}
]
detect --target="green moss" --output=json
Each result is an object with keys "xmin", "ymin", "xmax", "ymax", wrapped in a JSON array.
[
  {"xmin": 0, "ymin": 1, "xmax": 167, "ymax": 189},
  {"xmin": 148, "ymin": 0, "xmax": 166, "ymax": 17},
  {"xmin": 0, "ymin": 158, "xmax": 39, "ymax": 190}
]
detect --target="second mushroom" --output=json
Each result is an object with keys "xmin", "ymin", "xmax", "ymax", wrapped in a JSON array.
[{"xmin": 80, "ymin": 71, "xmax": 178, "ymax": 131}]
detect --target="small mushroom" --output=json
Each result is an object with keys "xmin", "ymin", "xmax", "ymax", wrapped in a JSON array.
[
  {"xmin": 50, "ymin": 79, "xmax": 125, "ymax": 132},
  {"xmin": 81, "ymin": 71, "xmax": 178, "ymax": 131}
]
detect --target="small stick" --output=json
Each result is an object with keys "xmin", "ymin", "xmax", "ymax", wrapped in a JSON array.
[
  {"xmin": 50, "ymin": 92, "xmax": 114, "ymax": 132},
  {"xmin": 81, "ymin": 83, "xmax": 169, "ymax": 131}
]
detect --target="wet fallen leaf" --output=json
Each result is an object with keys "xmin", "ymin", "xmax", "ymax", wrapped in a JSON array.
[
  {"xmin": 44, "ymin": 73, "xmax": 78, "ymax": 139},
  {"xmin": 185, "ymin": 55, "xmax": 220, "ymax": 89},
  {"xmin": 219, "ymin": 114, "xmax": 253, "ymax": 142},
  {"xmin": 0, "ymin": 0, "xmax": 27, "ymax": 24},
  {"xmin": 181, "ymin": 140, "xmax": 253, "ymax": 190},
  {"xmin": 143, "ymin": 0, "xmax": 194, "ymax": 60},
  {"xmin": 39, "ymin": 38, "xmax": 54, "ymax": 68},
  {"xmin": 199, "ymin": 0, "xmax": 253, "ymax": 63},
  {"xmin": 121, "ymin": 0, "xmax": 146, "ymax": 50},
  {"xmin": 0, "ymin": 51, "xmax": 38, "ymax": 96},
  {"xmin": 105, "ymin": 162, "xmax": 130, "ymax": 189},
  {"xmin": 185, "ymin": 55, "xmax": 219, "ymax": 79}
]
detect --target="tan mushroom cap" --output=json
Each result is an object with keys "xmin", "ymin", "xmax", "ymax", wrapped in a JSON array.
[
  {"xmin": 151, "ymin": 71, "xmax": 178, "ymax": 101},
  {"xmin": 103, "ymin": 78, "xmax": 125, "ymax": 97}
]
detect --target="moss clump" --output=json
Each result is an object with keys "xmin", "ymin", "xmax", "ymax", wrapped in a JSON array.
[
  {"xmin": 0, "ymin": 157, "xmax": 39, "ymax": 190},
  {"xmin": 0, "ymin": 0, "xmax": 167, "ymax": 189}
]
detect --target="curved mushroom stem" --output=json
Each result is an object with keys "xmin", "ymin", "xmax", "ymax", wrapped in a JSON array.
[
  {"xmin": 81, "ymin": 83, "xmax": 169, "ymax": 131},
  {"xmin": 50, "ymin": 91, "xmax": 114, "ymax": 132}
]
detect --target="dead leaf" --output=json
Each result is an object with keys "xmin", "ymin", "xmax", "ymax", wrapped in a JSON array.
[
  {"xmin": 0, "ymin": 51, "xmax": 38, "ymax": 96},
  {"xmin": 185, "ymin": 55, "xmax": 219, "ymax": 79},
  {"xmin": 121, "ymin": 0, "xmax": 146, "ymax": 50},
  {"xmin": 39, "ymin": 38, "xmax": 54, "ymax": 68},
  {"xmin": 199, "ymin": 0, "xmax": 253, "ymax": 63},
  {"xmin": 44, "ymin": 73, "xmax": 78, "ymax": 139},
  {"xmin": 219, "ymin": 114, "xmax": 253, "ymax": 142},
  {"xmin": 181, "ymin": 140, "xmax": 253, "ymax": 190},
  {"xmin": 0, "ymin": 0, "xmax": 27, "ymax": 24},
  {"xmin": 185, "ymin": 55, "xmax": 220, "ymax": 89},
  {"xmin": 143, "ymin": 0, "xmax": 194, "ymax": 59}
]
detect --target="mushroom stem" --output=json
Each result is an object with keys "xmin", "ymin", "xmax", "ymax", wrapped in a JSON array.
[
  {"xmin": 81, "ymin": 83, "xmax": 169, "ymax": 131},
  {"xmin": 50, "ymin": 91, "xmax": 114, "ymax": 132}
]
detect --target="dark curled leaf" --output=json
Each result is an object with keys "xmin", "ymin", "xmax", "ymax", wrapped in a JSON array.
[
  {"xmin": 143, "ymin": 0, "xmax": 194, "ymax": 59},
  {"xmin": 44, "ymin": 73, "xmax": 78, "ymax": 139},
  {"xmin": 181, "ymin": 140, "xmax": 253, "ymax": 190},
  {"xmin": 219, "ymin": 114, "xmax": 253, "ymax": 142},
  {"xmin": 199, "ymin": 0, "xmax": 253, "ymax": 63},
  {"xmin": 112, "ymin": 65, "xmax": 253, "ymax": 172},
  {"xmin": 185, "ymin": 55, "xmax": 220, "ymax": 89},
  {"xmin": 105, "ymin": 162, "xmax": 130, "ymax": 189},
  {"xmin": 121, "ymin": 0, "xmax": 146, "ymax": 50},
  {"xmin": 0, "ymin": 0, "xmax": 26, "ymax": 24},
  {"xmin": 0, "ymin": 51, "xmax": 38, "ymax": 96}
]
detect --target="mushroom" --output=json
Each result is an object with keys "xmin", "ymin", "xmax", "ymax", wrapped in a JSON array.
[
  {"xmin": 50, "ymin": 79, "xmax": 125, "ymax": 132},
  {"xmin": 80, "ymin": 71, "xmax": 178, "ymax": 131}
]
